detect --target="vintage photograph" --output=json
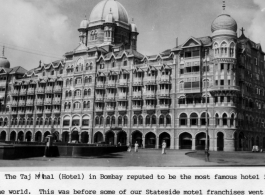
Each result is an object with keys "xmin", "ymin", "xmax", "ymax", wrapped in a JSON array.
[{"xmin": 0, "ymin": 0, "xmax": 265, "ymax": 167}]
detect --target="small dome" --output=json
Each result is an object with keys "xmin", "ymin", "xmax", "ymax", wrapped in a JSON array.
[
  {"xmin": 105, "ymin": 11, "xmax": 114, "ymax": 23},
  {"xmin": 80, "ymin": 18, "xmax": 89, "ymax": 29},
  {"xmin": 89, "ymin": 0, "xmax": 129, "ymax": 27},
  {"xmin": 131, "ymin": 23, "xmax": 137, "ymax": 33},
  {"xmin": 0, "ymin": 56, "xmax": 10, "ymax": 68},
  {"xmin": 211, "ymin": 14, "xmax": 237, "ymax": 33}
]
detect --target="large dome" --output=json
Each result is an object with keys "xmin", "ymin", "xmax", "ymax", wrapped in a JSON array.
[
  {"xmin": 211, "ymin": 14, "xmax": 237, "ymax": 33},
  {"xmin": 89, "ymin": 0, "xmax": 129, "ymax": 27},
  {"xmin": 0, "ymin": 56, "xmax": 10, "ymax": 69}
]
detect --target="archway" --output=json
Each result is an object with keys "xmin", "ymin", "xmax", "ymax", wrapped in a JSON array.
[
  {"xmin": 179, "ymin": 132, "xmax": 192, "ymax": 149},
  {"xmin": 35, "ymin": 131, "xmax": 42, "ymax": 142},
  {"xmin": 53, "ymin": 131, "xmax": 60, "ymax": 142},
  {"xmin": 159, "ymin": 132, "xmax": 170, "ymax": 148},
  {"xmin": 10, "ymin": 131, "xmax": 16, "ymax": 142},
  {"xmin": 145, "ymin": 132, "xmax": 156, "ymax": 148},
  {"xmin": 25, "ymin": 131, "xmax": 32, "ymax": 142},
  {"xmin": 81, "ymin": 132, "xmax": 89, "ymax": 143},
  {"xmin": 132, "ymin": 131, "xmax": 142, "ymax": 147},
  {"xmin": 217, "ymin": 132, "xmax": 224, "ymax": 151},
  {"xmin": 71, "ymin": 131, "xmax": 79, "ymax": 143},
  {"xmin": 195, "ymin": 132, "xmax": 209, "ymax": 150},
  {"xmin": 117, "ymin": 131, "xmax": 127, "ymax": 145},
  {"xmin": 17, "ymin": 131, "xmax": 24, "ymax": 142},
  {"xmin": 0, "ymin": 131, "xmax": 6, "ymax": 142},
  {"xmin": 43, "ymin": 131, "xmax": 50, "ymax": 141},
  {"xmin": 94, "ymin": 132, "xmax": 103, "ymax": 143},
  {"xmin": 105, "ymin": 131, "xmax": 114, "ymax": 145},
  {"xmin": 62, "ymin": 131, "xmax": 69, "ymax": 143},
  {"xmin": 238, "ymin": 132, "xmax": 245, "ymax": 151}
]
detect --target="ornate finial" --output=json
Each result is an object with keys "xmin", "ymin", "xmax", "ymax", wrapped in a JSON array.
[
  {"xmin": 2, "ymin": 46, "xmax": 5, "ymax": 57},
  {"xmin": 241, "ymin": 27, "xmax": 245, "ymax": 35},
  {"xmin": 222, "ymin": 0, "xmax": 226, "ymax": 11}
]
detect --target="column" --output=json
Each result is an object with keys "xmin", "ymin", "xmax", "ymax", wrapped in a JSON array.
[
  {"xmin": 78, "ymin": 132, "xmax": 82, "ymax": 143},
  {"xmin": 192, "ymin": 138, "xmax": 196, "ymax": 150},
  {"xmin": 114, "ymin": 134, "xmax": 117, "ymax": 145},
  {"xmin": 175, "ymin": 137, "xmax": 179, "ymax": 149},
  {"xmin": 170, "ymin": 134, "xmax": 174, "ymax": 149},
  {"xmin": 142, "ymin": 136, "xmax": 145, "ymax": 148},
  {"xmin": 68, "ymin": 132, "xmax": 71, "ymax": 143},
  {"xmin": 156, "ymin": 137, "xmax": 159, "ymax": 149}
]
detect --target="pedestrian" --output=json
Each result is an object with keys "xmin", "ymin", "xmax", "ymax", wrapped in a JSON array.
[
  {"xmin": 162, "ymin": 140, "xmax": 166, "ymax": 154},
  {"xmin": 135, "ymin": 141, "xmax": 139, "ymax": 152},
  {"xmin": 127, "ymin": 142, "xmax": 131, "ymax": 152}
]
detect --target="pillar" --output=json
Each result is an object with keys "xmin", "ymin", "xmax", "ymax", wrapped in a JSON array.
[
  {"xmin": 114, "ymin": 134, "xmax": 117, "ymax": 145},
  {"xmin": 156, "ymin": 137, "xmax": 159, "ymax": 149},
  {"xmin": 175, "ymin": 137, "xmax": 179, "ymax": 149},
  {"xmin": 192, "ymin": 138, "xmax": 196, "ymax": 150},
  {"xmin": 78, "ymin": 133, "xmax": 82, "ymax": 143},
  {"xmin": 68, "ymin": 132, "xmax": 71, "ymax": 143},
  {"xmin": 170, "ymin": 135, "xmax": 174, "ymax": 149},
  {"xmin": 142, "ymin": 136, "xmax": 145, "ymax": 148}
]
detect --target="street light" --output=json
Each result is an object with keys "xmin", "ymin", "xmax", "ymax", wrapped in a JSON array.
[{"xmin": 204, "ymin": 49, "xmax": 210, "ymax": 162}]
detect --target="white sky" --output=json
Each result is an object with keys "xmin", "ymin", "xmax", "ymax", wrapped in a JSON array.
[{"xmin": 0, "ymin": 0, "xmax": 264, "ymax": 70}]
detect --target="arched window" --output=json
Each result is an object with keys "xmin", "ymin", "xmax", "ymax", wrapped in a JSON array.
[
  {"xmin": 124, "ymin": 116, "xmax": 128, "ymax": 126},
  {"xmin": 65, "ymin": 91, "xmax": 68, "ymax": 98},
  {"xmin": 166, "ymin": 115, "xmax": 171, "ymax": 126},
  {"xmin": 87, "ymin": 101, "xmax": 90, "ymax": 108},
  {"xmin": 68, "ymin": 102, "xmax": 71, "ymax": 109},
  {"xmin": 111, "ymin": 116, "xmax": 115, "ymax": 126},
  {"xmin": 179, "ymin": 113, "xmax": 187, "ymax": 126},
  {"xmin": 223, "ymin": 113, "xmax": 228, "ymax": 126},
  {"xmin": 133, "ymin": 115, "xmax": 137, "ymax": 125},
  {"xmin": 85, "ymin": 77, "xmax": 89, "ymax": 84},
  {"xmin": 49, "ymin": 118, "xmax": 52, "ymax": 125},
  {"xmin": 84, "ymin": 89, "xmax": 88, "ymax": 96},
  {"xmin": 45, "ymin": 118, "xmax": 49, "ymax": 126},
  {"xmin": 230, "ymin": 42, "xmax": 235, "ymax": 58},
  {"xmin": 146, "ymin": 115, "xmax": 150, "ymax": 125},
  {"xmin": 36, "ymin": 118, "xmax": 39, "ymax": 126},
  {"xmin": 86, "ymin": 63, "xmax": 89, "ymax": 70},
  {"xmin": 88, "ymin": 89, "xmax": 91, "ymax": 96},
  {"xmin": 118, "ymin": 116, "xmax": 122, "ymax": 126},
  {"xmin": 190, "ymin": 113, "xmax": 198, "ymax": 126},
  {"xmin": 203, "ymin": 79, "xmax": 209, "ymax": 88},
  {"xmin": 4, "ymin": 118, "xmax": 8, "ymax": 126},
  {"xmin": 200, "ymin": 112, "xmax": 209, "ymax": 126},
  {"xmin": 0, "ymin": 118, "xmax": 3, "ymax": 126},
  {"xmin": 214, "ymin": 42, "xmax": 219, "ymax": 56},
  {"xmin": 159, "ymin": 115, "xmax": 164, "ymax": 125},
  {"xmin": 230, "ymin": 114, "xmax": 235, "ymax": 127},
  {"xmin": 215, "ymin": 114, "xmax": 219, "ymax": 126},
  {"xmin": 138, "ymin": 115, "xmax": 143, "ymax": 125},
  {"xmin": 106, "ymin": 116, "xmax": 110, "ymax": 126},
  {"xmin": 74, "ymin": 102, "xmax": 81, "ymax": 109},
  {"xmin": 89, "ymin": 77, "xmax": 92, "ymax": 83},
  {"xmin": 151, "ymin": 115, "xmax": 156, "ymax": 125},
  {"xmin": 95, "ymin": 116, "xmax": 99, "ymax": 125},
  {"xmin": 221, "ymin": 42, "xmax": 228, "ymax": 57},
  {"xmin": 178, "ymin": 97, "xmax": 185, "ymax": 104},
  {"xmin": 69, "ymin": 91, "xmax": 72, "ymax": 97},
  {"xmin": 179, "ymin": 81, "xmax": 184, "ymax": 90},
  {"xmin": 40, "ymin": 118, "xmax": 43, "ymax": 125},
  {"xmin": 100, "ymin": 116, "xmax": 104, "ymax": 125}
]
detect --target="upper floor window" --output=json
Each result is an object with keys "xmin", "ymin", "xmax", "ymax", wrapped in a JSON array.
[
  {"xmin": 43, "ymin": 72, "xmax": 45, "ymax": 76},
  {"xmin": 51, "ymin": 70, "xmax": 54, "ymax": 75},
  {"xmin": 59, "ymin": 69, "xmax": 63, "ymax": 74},
  {"xmin": 123, "ymin": 60, "xmax": 127, "ymax": 66}
]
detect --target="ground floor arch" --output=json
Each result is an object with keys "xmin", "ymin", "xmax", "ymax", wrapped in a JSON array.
[
  {"xmin": 53, "ymin": 131, "xmax": 60, "ymax": 142},
  {"xmin": 132, "ymin": 131, "xmax": 143, "ymax": 147},
  {"xmin": 94, "ymin": 131, "xmax": 103, "ymax": 143},
  {"xmin": 17, "ymin": 131, "xmax": 24, "ymax": 142},
  {"xmin": 25, "ymin": 131, "xmax": 32, "ymax": 142},
  {"xmin": 10, "ymin": 131, "xmax": 16, "ymax": 141},
  {"xmin": 159, "ymin": 132, "xmax": 170, "ymax": 148},
  {"xmin": 179, "ymin": 132, "xmax": 192, "ymax": 149},
  {"xmin": 117, "ymin": 131, "xmax": 127, "ymax": 145},
  {"xmin": 62, "ymin": 131, "xmax": 69, "ymax": 143},
  {"xmin": 105, "ymin": 131, "xmax": 114, "ymax": 145},
  {"xmin": 81, "ymin": 132, "xmax": 89, "ymax": 143},
  {"xmin": 145, "ymin": 132, "xmax": 156, "ymax": 148},
  {"xmin": 195, "ymin": 132, "xmax": 209, "ymax": 150},
  {"xmin": 71, "ymin": 131, "xmax": 79, "ymax": 143},
  {"xmin": 0, "ymin": 131, "xmax": 6, "ymax": 141},
  {"xmin": 43, "ymin": 131, "xmax": 51, "ymax": 141},
  {"xmin": 217, "ymin": 132, "xmax": 224, "ymax": 151},
  {"xmin": 35, "ymin": 131, "xmax": 42, "ymax": 142}
]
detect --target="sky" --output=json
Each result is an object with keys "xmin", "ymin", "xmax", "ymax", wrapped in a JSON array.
[{"xmin": 0, "ymin": 0, "xmax": 264, "ymax": 71}]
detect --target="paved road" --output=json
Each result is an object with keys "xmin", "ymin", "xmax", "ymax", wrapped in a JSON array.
[{"xmin": 0, "ymin": 149, "xmax": 264, "ymax": 167}]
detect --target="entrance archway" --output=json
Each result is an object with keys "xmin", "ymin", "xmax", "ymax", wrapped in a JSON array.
[
  {"xmin": 0, "ymin": 131, "xmax": 6, "ymax": 141},
  {"xmin": 105, "ymin": 131, "xmax": 114, "ymax": 145},
  {"xmin": 217, "ymin": 132, "xmax": 224, "ymax": 151},
  {"xmin": 62, "ymin": 131, "xmax": 69, "ymax": 143},
  {"xmin": 195, "ymin": 132, "xmax": 209, "ymax": 150},
  {"xmin": 17, "ymin": 131, "xmax": 24, "ymax": 142},
  {"xmin": 10, "ymin": 131, "xmax": 16, "ymax": 142},
  {"xmin": 159, "ymin": 132, "xmax": 170, "ymax": 148},
  {"xmin": 117, "ymin": 131, "xmax": 127, "ymax": 145},
  {"xmin": 94, "ymin": 132, "xmax": 103, "ymax": 143},
  {"xmin": 81, "ymin": 132, "xmax": 89, "ymax": 143},
  {"xmin": 43, "ymin": 131, "xmax": 50, "ymax": 141},
  {"xmin": 71, "ymin": 131, "xmax": 79, "ymax": 143},
  {"xmin": 145, "ymin": 132, "xmax": 156, "ymax": 148},
  {"xmin": 179, "ymin": 132, "xmax": 192, "ymax": 149},
  {"xmin": 132, "ymin": 131, "xmax": 142, "ymax": 147},
  {"xmin": 25, "ymin": 131, "xmax": 32, "ymax": 142},
  {"xmin": 35, "ymin": 131, "xmax": 42, "ymax": 142},
  {"xmin": 53, "ymin": 131, "xmax": 60, "ymax": 142}
]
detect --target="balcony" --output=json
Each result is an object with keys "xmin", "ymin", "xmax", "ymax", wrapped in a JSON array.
[
  {"xmin": 105, "ymin": 94, "xmax": 115, "ymax": 102},
  {"xmin": 95, "ymin": 107, "xmax": 104, "ymax": 112},
  {"xmin": 11, "ymin": 101, "xmax": 18, "ymax": 107},
  {"xmin": 160, "ymin": 75, "xmax": 171, "ymax": 83},
  {"xmin": 53, "ymin": 109, "xmax": 61, "ymax": 114},
  {"xmin": 64, "ymin": 109, "xmax": 71, "ymax": 112},
  {"xmin": 18, "ymin": 100, "xmax": 26, "ymax": 107},
  {"xmin": 36, "ymin": 109, "xmax": 43, "ymax": 114},
  {"xmin": 132, "ymin": 105, "xmax": 142, "ymax": 110},
  {"xmin": 158, "ymin": 90, "xmax": 170, "ymax": 98},
  {"xmin": 209, "ymin": 85, "xmax": 240, "ymax": 92},
  {"xmin": 45, "ymin": 87, "xmax": 53, "ymax": 93},
  {"xmin": 146, "ymin": 77, "xmax": 156, "ymax": 85},
  {"xmin": 159, "ymin": 104, "xmax": 170, "ymax": 109},
  {"xmin": 146, "ymin": 105, "xmax": 156, "ymax": 110},
  {"xmin": 118, "ymin": 106, "xmax": 127, "ymax": 111},
  {"xmin": 26, "ymin": 100, "xmax": 34, "ymax": 106},
  {"xmin": 27, "ymin": 88, "xmax": 35, "ymax": 95},
  {"xmin": 146, "ymin": 91, "xmax": 156, "ymax": 99},
  {"xmin": 44, "ymin": 99, "xmax": 52, "ymax": 105},
  {"xmin": 119, "ymin": 79, "xmax": 128, "ymax": 87},
  {"xmin": 53, "ymin": 99, "xmax": 61, "ymax": 105},
  {"xmin": 106, "ymin": 106, "xmax": 115, "ymax": 111},
  {"xmin": 106, "ymin": 80, "xmax": 116, "ymax": 88},
  {"xmin": 36, "ymin": 100, "xmax": 44, "ymax": 105},
  {"xmin": 25, "ymin": 110, "xmax": 34, "ymax": 114},
  {"xmin": 37, "ymin": 88, "xmax": 45, "ymax": 94},
  {"xmin": 118, "ymin": 93, "xmax": 127, "ymax": 100},
  {"xmin": 11, "ymin": 111, "xmax": 17, "ymax": 115},
  {"xmin": 12, "ymin": 90, "xmax": 19, "ymax": 96},
  {"xmin": 132, "ymin": 91, "xmax": 142, "ymax": 99},
  {"xmin": 44, "ymin": 109, "xmax": 52, "ymax": 114},
  {"xmin": 18, "ymin": 110, "xmax": 25, "ymax": 114},
  {"xmin": 95, "ymin": 94, "xmax": 104, "ymax": 102},
  {"xmin": 20, "ymin": 89, "xmax": 27, "ymax": 95},
  {"xmin": 54, "ymin": 86, "xmax": 62, "ymax": 93},
  {"xmin": 133, "ymin": 78, "xmax": 143, "ymax": 86},
  {"xmin": 96, "ymin": 82, "xmax": 104, "ymax": 89}
]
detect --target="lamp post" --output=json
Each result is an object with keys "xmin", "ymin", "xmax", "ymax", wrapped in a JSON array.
[{"xmin": 204, "ymin": 49, "xmax": 210, "ymax": 162}]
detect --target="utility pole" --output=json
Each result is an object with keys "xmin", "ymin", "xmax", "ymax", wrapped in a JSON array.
[{"xmin": 204, "ymin": 49, "xmax": 209, "ymax": 162}]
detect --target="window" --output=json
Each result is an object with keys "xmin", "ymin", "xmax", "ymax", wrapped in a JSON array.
[
  {"xmin": 159, "ymin": 115, "xmax": 164, "ymax": 125},
  {"xmin": 82, "ymin": 119, "xmax": 89, "ymax": 126},
  {"xmin": 43, "ymin": 72, "xmax": 45, "ymax": 76},
  {"xmin": 228, "ymin": 80, "xmax": 230, "ymax": 85},
  {"xmin": 133, "ymin": 116, "xmax": 137, "ymax": 125},
  {"xmin": 123, "ymin": 60, "xmax": 127, "ymax": 66},
  {"xmin": 72, "ymin": 119, "xmax": 80, "ymax": 126},
  {"xmin": 220, "ymin": 80, "xmax": 224, "ymax": 86},
  {"xmin": 74, "ymin": 102, "xmax": 81, "ymax": 109},
  {"xmin": 215, "ymin": 80, "xmax": 218, "ymax": 86},
  {"xmin": 190, "ymin": 113, "xmax": 198, "ymax": 126},
  {"xmin": 180, "ymin": 113, "xmax": 187, "ymax": 126},
  {"xmin": 51, "ymin": 70, "xmax": 54, "ymax": 75},
  {"xmin": 59, "ymin": 69, "xmax": 63, "ymax": 74},
  {"xmin": 223, "ymin": 113, "xmax": 228, "ymax": 126},
  {"xmin": 63, "ymin": 120, "xmax": 70, "ymax": 126},
  {"xmin": 221, "ymin": 64, "xmax": 224, "ymax": 70}
]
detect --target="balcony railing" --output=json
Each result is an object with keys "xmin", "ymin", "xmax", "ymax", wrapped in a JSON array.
[
  {"xmin": 95, "ymin": 94, "xmax": 104, "ymax": 102},
  {"xmin": 119, "ymin": 79, "xmax": 128, "ymax": 86},
  {"xmin": 25, "ymin": 110, "xmax": 34, "ymax": 114},
  {"xmin": 44, "ymin": 109, "xmax": 52, "ymax": 114},
  {"xmin": 27, "ymin": 88, "xmax": 35, "ymax": 95},
  {"xmin": 118, "ymin": 106, "xmax": 127, "ymax": 111},
  {"xmin": 106, "ymin": 106, "xmax": 115, "ymax": 111},
  {"xmin": 133, "ymin": 78, "xmax": 143, "ymax": 86},
  {"xmin": 160, "ymin": 75, "xmax": 170, "ymax": 83},
  {"xmin": 36, "ymin": 109, "xmax": 43, "ymax": 114},
  {"xmin": 45, "ymin": 87, "xmax": 53, "ymax": 93},
  {"xmin": 36, "ymin": 100, "xmax": 44, "ymax": 105},
  {"xmin": 53, "ymin": 99, "xmax": 61, "ymax": 105},
  {"xmin": 106, "ymin": 94, "xmax": 115, "ymax": 101},
  {"xmin": 11, "ymin": 111, "xmax": 17, "ymax": 114},
  {"xmin": 159, "ymin": 104, "xmax": 170, "ymax": 109},
  {"xmin": 107, "ymin": 80, "xmax": 116, "ymax": 88},
  {"xmin": 118, "ymin": 93, "xmax": 127, "ymax": 100},
  {"xmin": 18, "ymin": 100, "xmax": 26, "ymax": 106},
  {"xmin": 95, "ymin": 107, "xmax": 104, "ymax": 112},
  {"xmin": 132, "ymin": 91, "xmax": 142, "ymax": 99},
  {"xmin": 96, "ymin": 82, "xmax": 104, "ymax": 89},
  {"xmin": 146, "ymin": 91, "xmax": 156, "ymax": 99},
  {"xmin": 20, "ymin": 89, "xmax": 27, "ymax": 95},
  {"xmin": 132, "ymin": 105, "xmax": 142, "ymax": 110},
  {"xmin": 54, "ymin": 86, "xmax": 62, "ymax": 93},
  {"xmin": 18, "ymin": 110, "xmax": 25, "ymax": 114},
  {"xmin": 37, "ymin": 88, "xmax": 45, "ymax": 94},
  {"xmin": 158, "ymin": 90, "xmax": 170, "ymax": 98},
  {"xmin": 26, "ymin": 100, "xmax": 34, "ymax": 106},
  {"xmin": 146, "ymin": 105, "xmax": 156, "ymax": 110},
  {"xmin": 11, "ymin": 101, "xmax": 18, "ymax": 106},
  {"xmin": 146, "ymin": 77, "xmax": 156, "ymax": 85},
  {"xmin": 53, "ymin": 109, "xmax": 60, "ymax": 113},
  {"xmin": 44, "ymin": 99, "xmax": 52, "ymax": 105},
  {"xmin": 12, "ymin": 90, "xmax": 19, "ymax": 96}
]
